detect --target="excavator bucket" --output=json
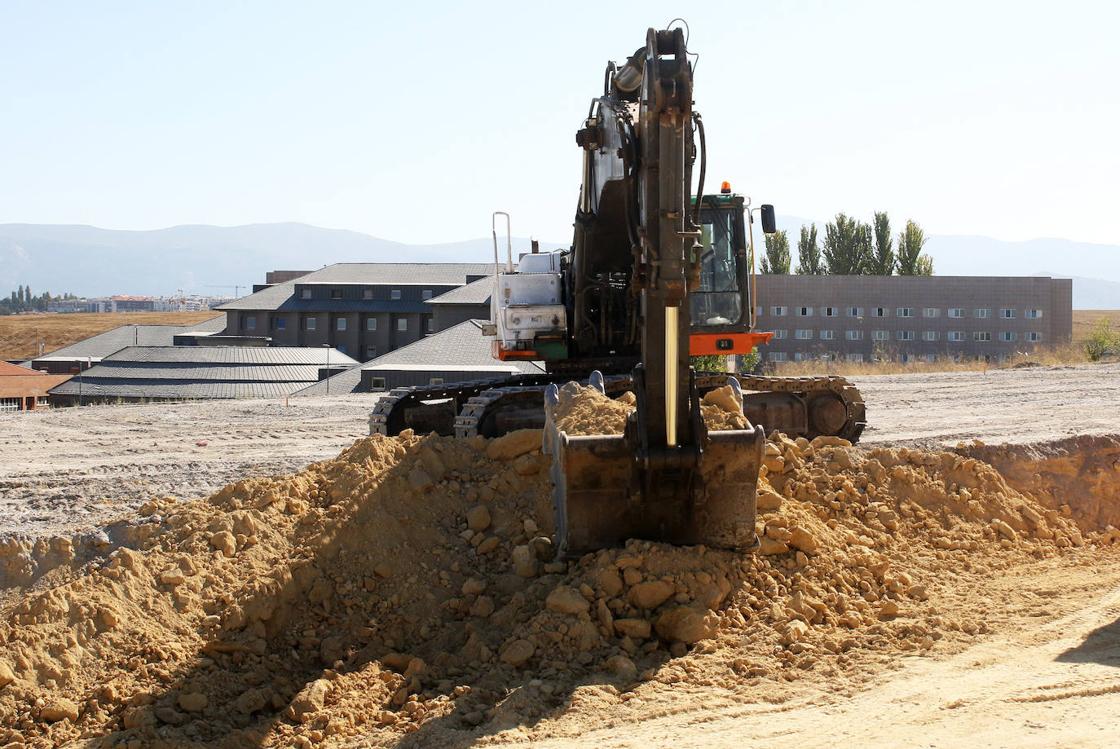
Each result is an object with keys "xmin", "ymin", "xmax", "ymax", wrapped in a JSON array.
[{"xmin": 547, "ymin": 422, "xmax": 764, "ymax": 557}]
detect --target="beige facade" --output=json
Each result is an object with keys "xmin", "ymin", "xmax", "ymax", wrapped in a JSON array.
[{"xmin": 752, "ymin": 275, "xmax": 1073, "ymax": 363}]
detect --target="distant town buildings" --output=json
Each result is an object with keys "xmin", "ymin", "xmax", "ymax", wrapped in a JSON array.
[{"xmin": 46, "ymin": 294, "xmax": 233, "ymax": 314}]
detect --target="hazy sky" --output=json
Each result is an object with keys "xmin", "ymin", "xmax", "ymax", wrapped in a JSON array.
[{"xmin": 2, "ymin": 1, "xmax": 1117, "ymax": 245}]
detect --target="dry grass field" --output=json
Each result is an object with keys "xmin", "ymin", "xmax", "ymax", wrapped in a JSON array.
[
  {"xmin": 0, "ymin": 311, "xmax": 222, "ymax": 360},
  {"xmin": 1073, "ymin": 309, "xmax": 1120, "ymax": 343}
]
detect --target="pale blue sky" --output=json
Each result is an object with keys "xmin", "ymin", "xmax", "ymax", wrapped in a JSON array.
[{"xmin": 2, "ymin": 1, "xmax": 1117, "ymax": 245}]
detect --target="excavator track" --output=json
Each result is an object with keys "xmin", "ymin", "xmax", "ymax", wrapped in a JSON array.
[{"xmin": 373, "ymin": 372, "xmax": 865, "ymax": 443}]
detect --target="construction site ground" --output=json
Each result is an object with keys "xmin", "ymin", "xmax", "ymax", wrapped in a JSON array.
[{"xmin": 0, "ymin": 362, "xmax": 1118, "ymax": 748}]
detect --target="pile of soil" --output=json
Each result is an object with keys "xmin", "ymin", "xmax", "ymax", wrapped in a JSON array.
[
  {"xmin": 552, "ymin": 382, "xmax": 748, "ymax": 436},
  {"xmin": 0, "ymin": 411, "xmax": 1112, "ymax": 747}
]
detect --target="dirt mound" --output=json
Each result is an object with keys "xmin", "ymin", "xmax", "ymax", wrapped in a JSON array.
[
  {"xmin": 0, "ymin": 426, "xmax": 1110, "ymax": 748},
  {"xmin": 552, "ymin": 382, "xmax": 748, "ymax": 436}
]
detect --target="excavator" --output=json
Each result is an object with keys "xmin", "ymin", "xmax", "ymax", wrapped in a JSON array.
[{"xmin": 371, "ymin": 25, "xmax": 865, "ymax": 556}]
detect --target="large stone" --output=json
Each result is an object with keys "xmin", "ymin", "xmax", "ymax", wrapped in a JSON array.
[
  {"xmin": 466, "ymin": 505, "xmax": 491, "ymax": 532},
  {"xmin": 209, "ymin": 531, "xmax": 237, "ymax": 558},
  {"xmin": 654, "ymin": 606, "xmax": 718, "ymax": 644},
  {"xmin": 289, "ymin": 679, "xmax": 330, "ymax": 721},
  {"xmin": 605, "ymin": 654, "xmax": 638, "ymax": 681},
  {"xmin": 597, "ymin": 568, "xmax": 624, "ymax": 598},
  {"xmin": 511, "ymin": 545, "xmax": 538, "ymax": 578},
  {"xmin": 628, "ymin": 580, "xmax": 675, "ymax": 610},
  {"xmin": 613, "ymin": 618, "xmax": 652, "ymax": 639},
  {"xmin": 788, "ymin": 526, "xmax": 820, "ymax": 554},
  {"xmin": 500, "ymin": 639, "xmax": 535, "ymax": 667},
  {"xmin": 757, "ymin": 487, "xmax": 783, "ymax": 511},
  {"xmin": 546, "ymin": 585, "xmax": 590, "ymax": 615},
  {"xmin": 418, "ymin": 446, "xmax": 447, "ymax": 481},
  {"xmin": 758, "ymin": 536, "xmax": 789, "ymax": 555},
  {"xmin": 39, "ymin": 700, "xmax": 79, "ymax": 723},
  {"xmin": 485, "ymin": 429, "xmax": 543, "ymax": 461},
  {"xmin": 0, "ymin": 662, "xmax": 15, "ymax": 688},
  {"xmin": 177, "ymin": 692, "xmax": 208, "ymax": 713}
]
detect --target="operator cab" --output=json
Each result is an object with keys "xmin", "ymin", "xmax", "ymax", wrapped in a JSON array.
[{"xmin": 688, "ymin": 187, "xmax": 777, "ymax": 355}]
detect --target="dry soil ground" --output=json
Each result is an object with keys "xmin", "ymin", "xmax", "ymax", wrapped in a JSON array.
[
  {"xmin": 0, "ymin": 363, "xmax": 1118, "ymax": 748},
  {"xmin": 0, "ymin": 312, "xmax": 221, "ymax": 361}
]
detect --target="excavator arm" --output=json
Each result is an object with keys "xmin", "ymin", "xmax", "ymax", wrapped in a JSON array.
[{"xmin": 547, "ymin": 27, "xmax": 765, "ymax": 556}]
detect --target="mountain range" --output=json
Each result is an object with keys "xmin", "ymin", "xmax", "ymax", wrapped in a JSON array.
[{"xmin": 0, "ymin": 222, "xmax": 1116, "ymax": 308}]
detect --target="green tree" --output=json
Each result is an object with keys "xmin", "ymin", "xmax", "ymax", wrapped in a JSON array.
[
  {"xmin": 897, "ymin": 220, "xmax": 933, "ymax": 275},
  {"xmin": 760, "ymin": 230, "xmax": 791, "ymax": 274},
  {"xmin": 795, "ymin": 224, "xmax": 824, "ymax": 275},
  {"xmin": 869, "ymin": 211, "xmax": 895, "ymax": 275},
  {"xmin": 822, "ymin": 213, "xmax": 872, "ymax": 275}
]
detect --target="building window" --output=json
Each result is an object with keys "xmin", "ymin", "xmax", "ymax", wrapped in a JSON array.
[
  {"xmin": 274, "ymin": 317, "xmax": 286, "ymax": 331},
  {"xmin": 1026, "ymin": 332, "xmax": 1042, "ymax": 342},
  {"xmin": 823, "ymin": 306, "xmax": 837, "ymax": 317},
  {"xmin": 769, "ymin": 352, "xmax": 787, "ymax": 362},
  {"xmin": 330, "ymin": 289, "xmax": 343, "ymax": 300},
  {"xmin": 429, "ymin": 377, "xmax": 444, "ymax": 385},
  {"xmin": 771, "ymin": 306, "xmax": 787, "ymax": 316},
  {"xmin": 923, "ymin": 307, "xmax": 940, "ymax": 318},
  {"xmin": 391, "ymin": 289, "xmax": 402, "ymax": 301},
  {"xmin": 301, "ymin": 288, "xmax": 312, "ymax": 300},
  {"xmin": 872, "ymin": 330, "xmax": 889, "ymax": 341},
  {"xmin": 1026, "ymin": 309, "xmax": 1043, "ymax": 319},
  {"xmin": 772, "ymin": 329, "xmax": 787, "ymax": 340},
  {"xmin": 846, "ymin": 330, "xmax": 863, "ymax": 341},
  {"xmin": 923, "ymin": 331, "xmax": 939, "ymax": 341},
  {"xmin": 896, "ymin": 307, "xmax": 914, "ymax": 318},
  {"xmin": 1000, "ymin": 331, "xmax": 1016, "ymax": 342},
  {"xmin": 365, "ymin": 346, "xmax": 377, "ymax": 359},
  {"xmin": 397, "ymin": 318, "xmax": 408, "ymax": 332},
  {"xmin": 1000, "ymin": 308, "xmax": 1016, "ymax": 319},
  {"xmin": 245, "ymin": 316, "xmax": 256, "ymax": 331},
  {"xmin": 819, "ymin": 330, "xmax": 836, "ymax": 340},
  {"xmin": 847, "ymin": 306, "xmax": 863, "ymax": 318},
  {"xmin": 370, "ymin": 377, "xmax": 387, "ymax": 390},
  {"xmin": 948, "ymin": 331, "xmax": 964, "ymax": 342},
  {"xmin": 336, "ymin": 318, "xmax": 347, "ymax": 331},
  {"xmin": 422, "ymin": 289, "xmax": 434, "ymax": 300},
  {"xmin": 794, "ymin": 329, "xmax": 813, "ymax": 340},
  {"xmin": 948, "ymin": 308, "xmax": 964, "ymax": 318},
  {"xmin": 975, "ymin": 308, "xmax": 991, "ymax": 319},
  {"xmin": 897, "ymin": 330, "xmax": 915, "ymax": 341},
  {"xmin": 425, "ymin": 317, "xmax": 435, "ymax": 333},
  {"xmin": 793, "ymin": 352, "xmax": 808, "ymax": 362},
  {"xmin": 974, "ymin": 331, "xmax": 992, "ymax": 341},
  {"xmin": 362, "ymin": 288, "xmax": 373, "ymax": 300},
  {"xmin": 797, "ymin": 306, "xmax": 813, "ymax": 317},
  {"xmin": 305, "ymin": 317, "xmax": 317, "ymax": 331},
  {"xmin": 846, "ymin": 353, "xmax": 864, "ymax": 362},
  {"xmin": 365, "ymin": 317, "xmax": 377, "ymax": 332},
  {"xmin": 874, "ymin": 307, "xmax": 888, "ymax": 317}
]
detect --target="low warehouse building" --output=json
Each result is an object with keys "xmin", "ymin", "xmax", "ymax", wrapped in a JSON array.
[
  {"xmin": 48, "ymin": 346, "xmax": 356, "ymax": 406},
  {"xmin": 293, "ymin": 319, "xmax": 541, "ymax": 396},
  {"xmin": 0, "ymin": 361, "xmax": 71, "ymax": 411},
  {"xmin": 29, "ymin": 316, "xmax": 227, "ymax": 374}
]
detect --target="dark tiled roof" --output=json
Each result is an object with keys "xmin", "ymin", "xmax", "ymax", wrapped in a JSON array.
[
  {"xmin": 291, "ymin": 319, "xmax": 541, "ymax": 397},
  {"xmin": 34, "ymin": 316, "xmax": 226, "ymax": 361},
  {"xmin": 105, "ymin": 346, "xmax": 357, "ymax": 366},
  {"xmin": 48, "ymin": 345, "xmax": 357, "ymax": 400},
  {"xmin": 219, "ymin": 263, "xmax": 497, "ymax": 311},
  {"xmin": 425, "ymin": 276, "xmax": 493, "ymax": 305}
]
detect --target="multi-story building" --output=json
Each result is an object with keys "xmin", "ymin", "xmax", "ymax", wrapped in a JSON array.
[
  {"xmin": 217, "ymin": 264, "xmax": 494, "ymax": 361},
  {"xmin": 752, "ymin": 275, "xmax": 1072, "ymax": 363}
]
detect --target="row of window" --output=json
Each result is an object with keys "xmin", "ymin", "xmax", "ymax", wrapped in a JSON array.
[
  {"xmin": 769, "ymin": 352, "xmax": 1023, "ymax": 363},
  {"xmin": 764, "ymin": 306, "xmax": 1044, "ymax": 320},
  {"xmin": 771, "ymin": 329, "xmax": 1043, "ymax": 342},
  {"xmin": 300, "ymin": 288, "xmax": 437, "ymax": 301},
  {"xmin": 244, "ymin": 315, "xmax": 432, "ymax": 333}
]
